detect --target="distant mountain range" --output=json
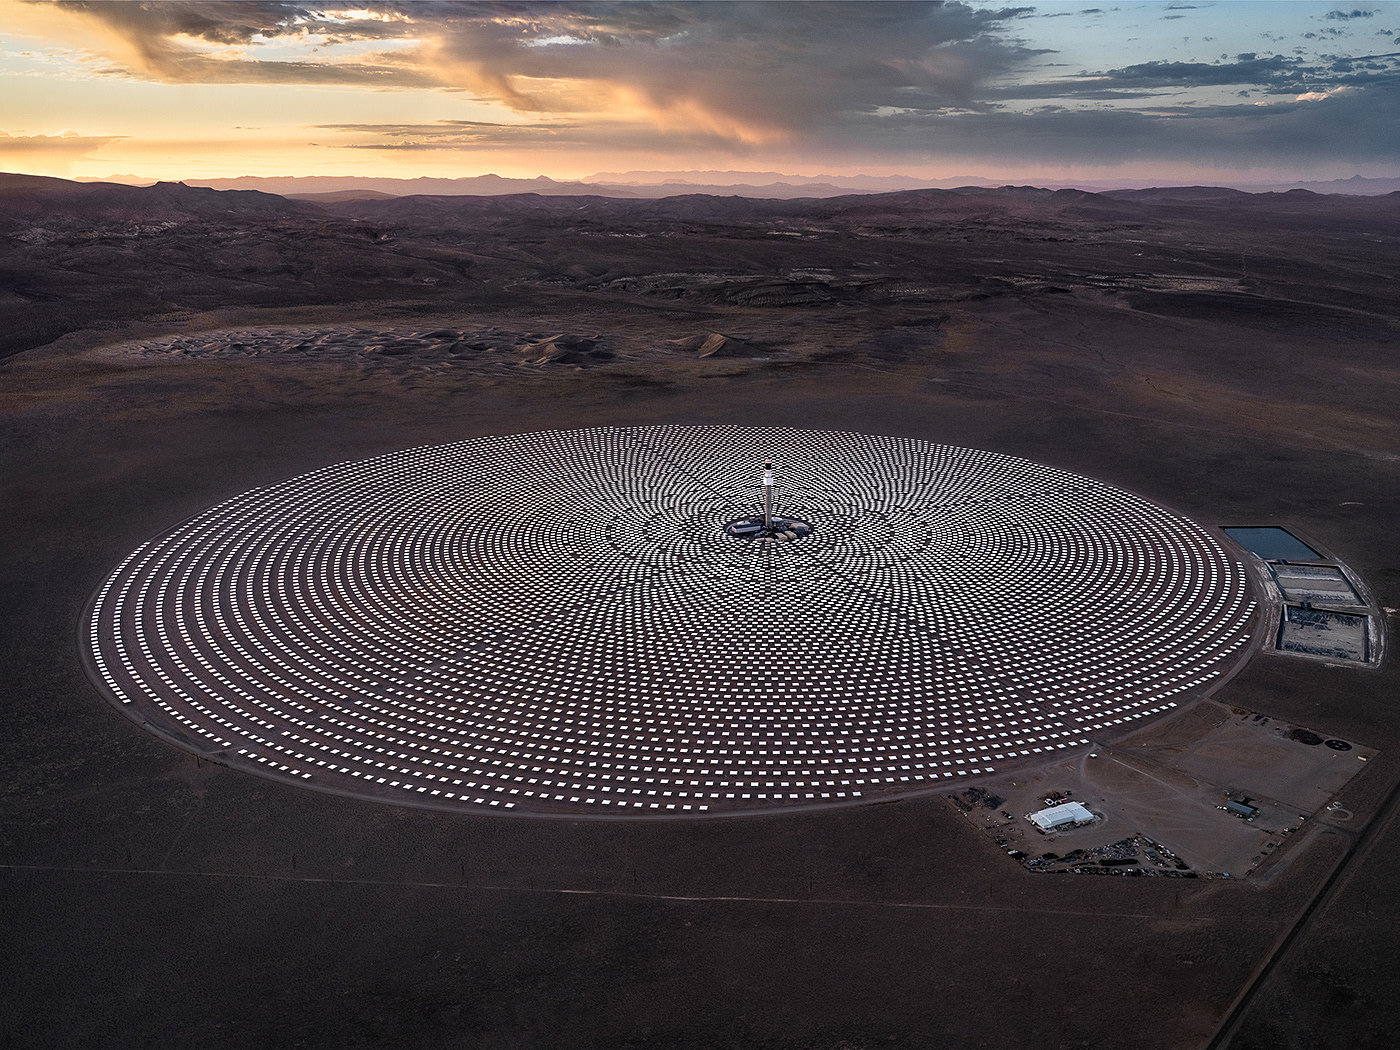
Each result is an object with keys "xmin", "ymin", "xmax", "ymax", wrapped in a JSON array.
[
  {"xmin": 199, "ymin": 174, "xmax": 631, "ymax": 200},
  {"xmin": 76, "ymin": 171, "xmax": 1400, "ymax": 200},
  {"xmin": 1071, "ymin": 173, "xmax": 1400, "ymax": 196},
  {"xmin": 184, "ymin": 173, "xmax": 993, "ymax": 200},
  {"xmin": 79, "ymin": 171, "xmax": 998, "ymax": 200},
  {"xmin": 585, "ymin": 170, "xmax": 966, "ymax": 192},
  {"xmin": 52, "ymin": 168, "xmax": 1400, "ymax": 205}
]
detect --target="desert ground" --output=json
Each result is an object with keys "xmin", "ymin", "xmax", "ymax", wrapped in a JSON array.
[{"xmin": 2, "ymin": 176, "xmax": 1398, "ymax": 1048}]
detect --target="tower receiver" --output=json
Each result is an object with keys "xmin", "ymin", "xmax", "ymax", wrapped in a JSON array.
[
  {"xmin": 763, "ymin": 460, "xmax": 774, "ymax": 528},
  {"xmin": 724, "ymin": 460, "xmax": 812, "ymax": 542}
]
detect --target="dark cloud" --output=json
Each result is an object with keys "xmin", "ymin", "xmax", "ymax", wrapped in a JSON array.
[
  {"xmin": 995, "ymin": 48, "xmax": 1400, "ymax": 105},
  {"xmin": 51, "ymin": 1, "xmax": 1047, "ymax": 124},
  {"xmin": 316, "ymin": 118, "xmax": 579, "ymax": 145},
  {"xmin": 400, "ymin": 1, "xmax": 1048, "ymax": 127},
  {"xmin": 0, "ymin": 130, "xmax": 122, "ymax": 152},
  {"xmin": 55, "ymin": 0, "xmax": 412, "ymax": 45},
  {"xmin": 319, "ymin": 117, "xmax": 743, "ymax": 153},
  {"xmin": 48, "ymin": 0, "xmax": 441, "ymax": 86},
  {"xmin": 1087, "ymin": 55, "xmax": 1304, "ymax": 87},
  {"xmin": 0, "ymin": 131, "xmax": 121, "ymax": 173},
  {"xmin": 315, "ymin": 120, "xmax": 529, "ymax": 135},
  {"xmin": 29, "ymin": 1, "xmax": 1400, "ymax": 173},
  {"xmin": 1328, "ymin": 49, "xmax": 1400, "ymax": 71},
  {"xmin": 984, "ymin": 81, "xmax": 1161, "ymax": 101},
  {"xmin": 814, "ymin": 80, "xmax": 1400, "ymax": 167}
]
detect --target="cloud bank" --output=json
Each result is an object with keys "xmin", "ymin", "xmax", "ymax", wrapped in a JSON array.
[{"xmin": 16, "ymin": 1, "xmax": 1400, "ymax": 173}]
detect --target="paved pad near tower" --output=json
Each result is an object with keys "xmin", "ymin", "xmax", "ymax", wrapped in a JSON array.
[{"xmin": 86, "ymin": 426, "xmax": 1258, "ymax": 816}]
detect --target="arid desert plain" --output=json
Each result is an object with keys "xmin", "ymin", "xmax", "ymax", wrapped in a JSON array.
[{"xmin": 3, "ymin": 175, "xmax": 1399, "ymax": 1048}]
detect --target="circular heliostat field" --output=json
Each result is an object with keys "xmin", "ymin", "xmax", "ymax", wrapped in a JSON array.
[{"xmin": 87, "ymin": 426, "xmax": 1257, "ymax": 816}]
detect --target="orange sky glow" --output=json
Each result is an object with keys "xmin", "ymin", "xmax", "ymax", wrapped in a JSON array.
[{"xmin": 2, "ymin": 1, "xmax": 1396, "ymax": 185}]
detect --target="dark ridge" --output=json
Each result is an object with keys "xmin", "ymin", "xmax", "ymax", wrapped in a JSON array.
[{"xmin": 0, "ymin": 173, "xmax": 311, "ymax": 223}]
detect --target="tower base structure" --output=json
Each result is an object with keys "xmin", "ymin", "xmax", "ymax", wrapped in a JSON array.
[
  {"xmin": 724, "ymin": 514, "xmax": 813, "ymax": 541},
  {"xmin": 725, "ymin": 458, "xmax": 812, "ymax": 541}
]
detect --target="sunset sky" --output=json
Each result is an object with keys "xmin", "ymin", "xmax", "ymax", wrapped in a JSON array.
[{"xmin": 3, "ymin": 0, "xmax": 1398, "ymax": 184}]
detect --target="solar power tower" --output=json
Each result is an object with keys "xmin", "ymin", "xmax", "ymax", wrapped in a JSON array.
[
  {"xmin": 763, "ymin": 460, "xmax": 775, "ymax": 528},
  {"xmin": 725, "ymin": 459, "xmax": 812, "ymax": 542}
]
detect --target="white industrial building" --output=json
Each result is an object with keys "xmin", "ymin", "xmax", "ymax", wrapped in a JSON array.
[{"xmin": 1028, "ymin": 801, "xmax": 1096, "ymax": 832}]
